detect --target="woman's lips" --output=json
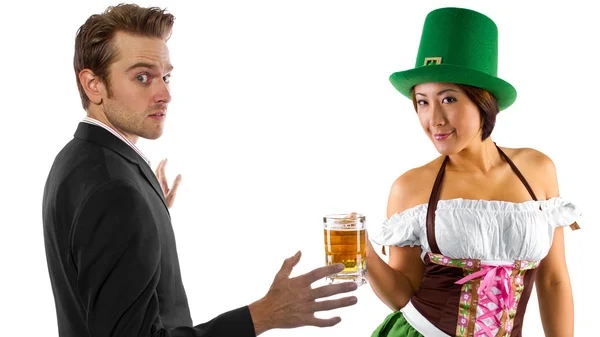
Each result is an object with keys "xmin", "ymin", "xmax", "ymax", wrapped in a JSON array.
[{"xmin": 434, "ymin": 131, "xmax": 453, "ymax": 140}]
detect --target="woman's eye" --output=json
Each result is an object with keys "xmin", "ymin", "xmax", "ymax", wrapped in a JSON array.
[
  {"xmin": 417, "ymin": 100, "xmax": 427, "ymax": 105},
  {"xmin": 442, "ymin": 96, "xmax": 456, "ymax": 103},
  {"xmin": 163, "ymin": 74, "xmax": 171, "ymax": 83}
]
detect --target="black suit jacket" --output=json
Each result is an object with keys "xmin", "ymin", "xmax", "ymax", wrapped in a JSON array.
[{"xmin": 42, "ymin": 122, "xmax": 256, "ymax": 337}]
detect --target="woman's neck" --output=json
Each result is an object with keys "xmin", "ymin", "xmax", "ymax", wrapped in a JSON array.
[{"xmin": 447, "ymin": 137, "xmax": 503, "ymax": 173}]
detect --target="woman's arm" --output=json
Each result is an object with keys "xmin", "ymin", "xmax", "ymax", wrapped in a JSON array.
[
  {"xmin": 367, "ymin": 242, "xmax": 423, "ymax": 311},
  {"xmin": 536, "ymin": 227, "xmax": 574, "ymax": 337},
  {"xmin": 532, "ymin": 150, "xmax": 575, "ymax": 337},
  {"xmin": 367, "ymin": 172, "xmax": 425, "ymax": 311}
]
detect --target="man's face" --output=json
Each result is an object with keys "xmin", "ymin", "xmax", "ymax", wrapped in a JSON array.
[{"xmin": 99, "ymin": 31, "xmax": 173, "ymax": 142}]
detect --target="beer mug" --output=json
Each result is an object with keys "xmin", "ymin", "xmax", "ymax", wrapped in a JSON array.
[{"xmin": 323, "ymin": 213, "xmax": 367, "ymax": 286}]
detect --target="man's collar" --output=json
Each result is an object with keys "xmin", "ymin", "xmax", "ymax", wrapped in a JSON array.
[{"xmin": 81, "ymin": 117, "xmax": 151, "ymax": 166}]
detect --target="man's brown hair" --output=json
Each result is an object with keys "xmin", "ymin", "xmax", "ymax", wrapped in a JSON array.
[
  {"xmin": 74, "ymin": 3, "xmax": 175, "ymax": 110},
  {"xmin": 411, "ymin": 84, "xmax": 500, "ymax": 140}
]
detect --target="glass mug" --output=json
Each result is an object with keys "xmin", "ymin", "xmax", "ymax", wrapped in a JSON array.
[{"xmin": 323, "ymin": 212, "xmax": 367, "ymax": 286}]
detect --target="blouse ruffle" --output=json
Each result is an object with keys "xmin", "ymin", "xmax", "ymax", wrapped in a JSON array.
[{"xmin": 368, "ymin": 196, "xmax": 582, "ymax": 261}]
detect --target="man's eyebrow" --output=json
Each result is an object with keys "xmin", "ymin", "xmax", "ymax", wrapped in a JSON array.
[{"xmin": 125, "ymin": 62, "xmax": 174, "ymax": 73}]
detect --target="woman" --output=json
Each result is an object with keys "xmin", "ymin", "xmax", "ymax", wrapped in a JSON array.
[{"xmin": 367, "ymin": 7, "xmax": 581, "ymax": 337}]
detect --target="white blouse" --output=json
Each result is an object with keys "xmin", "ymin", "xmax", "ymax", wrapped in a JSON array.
[{"xmin": 369, "ymin": 196, "xmax": 582, "ymax": 262}]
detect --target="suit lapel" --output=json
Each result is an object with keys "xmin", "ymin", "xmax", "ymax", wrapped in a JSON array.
[
  {"xmin": 74, "ymin": 122, "xmax": 170, "ymax": 215},
  {"xmin": 136, "ymin": 159, "xmax": 170, "ymax": 213}
]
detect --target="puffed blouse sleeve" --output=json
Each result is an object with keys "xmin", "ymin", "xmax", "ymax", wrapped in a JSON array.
[
  {"xmin": 540, "ymin": 196, "xmax": 583, "ymax": 230},
  {"xmin": 369, "ymin": 206, "xmax": 425, "ymax": 247}
]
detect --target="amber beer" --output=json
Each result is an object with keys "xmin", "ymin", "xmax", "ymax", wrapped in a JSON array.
[{"xmin": 323, "ymin": 213, "xmax": 367, "ymax": 285}]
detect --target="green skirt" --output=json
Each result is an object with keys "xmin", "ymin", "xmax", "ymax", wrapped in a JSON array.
[{"xmin": 371, "ymin": 311, "xmax": 424, "ymax": 337}]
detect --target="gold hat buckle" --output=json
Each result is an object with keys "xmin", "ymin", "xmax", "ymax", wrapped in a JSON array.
[{"xmin": 424, "ymin": 57, "xmax": 442, "ymax": 66}]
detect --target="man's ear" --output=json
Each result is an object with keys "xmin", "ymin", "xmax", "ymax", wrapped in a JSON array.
[{"xmin": 79, "ymin": 69, "xmax": 104, "ymax": 105}]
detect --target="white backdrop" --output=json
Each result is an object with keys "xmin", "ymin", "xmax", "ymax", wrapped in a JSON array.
[{"xmin": 1, "ymin": 0, "xmax": 597, "ymax": 335}]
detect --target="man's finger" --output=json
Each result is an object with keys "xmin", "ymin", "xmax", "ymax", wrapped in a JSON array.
[
  {"xmin": 155, "ymin": 159, "xmax": 164, "ymax": 180},
  {"xmin": 309, "ymin": 282, "xmax": 357, "ymax": 300},
  {"xmin": 159, "ymin": 158, "xmax": 169, "ymax": 189},
  {"xmin": 170, "ymin": 174, "xmax": 182, "ymax": 195},
  {"xmin": 309, "ymin": 296, "xmax": 358, "ymax": 312},
  {"xmin": 275, "ymin": 251, "xmax": 302, "ymax": 280},
  {"xmin": 293, "ymin": 263, "xmax": 344, "ymax": 287},
  {"xmin": 304, "ymin": 316, "xmax": 342, "ymax": 328}
]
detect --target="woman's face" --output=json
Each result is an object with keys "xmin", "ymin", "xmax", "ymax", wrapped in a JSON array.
[{"xmin": 413, "ymin": 82, "xmax": 482, "ymax": 155}]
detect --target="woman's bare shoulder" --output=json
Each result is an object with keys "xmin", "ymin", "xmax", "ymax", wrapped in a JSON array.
[
  {"xmin": 499, "ymin": 146, "xmax": 558, "ymax": 198},
  {"xmin": 387, "ymin": 156, "xmax": 446, "ymax": 215},
  {"xmin": 500, "ymin": 146, "xmax": 556, "ymax": 171}
]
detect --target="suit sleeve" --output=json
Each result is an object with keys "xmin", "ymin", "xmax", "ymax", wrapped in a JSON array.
[{"xmin": 70, "ymin": 179, "xmax": 256, "ymax": 337}]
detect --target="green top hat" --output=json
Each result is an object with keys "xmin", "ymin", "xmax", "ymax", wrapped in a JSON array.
[{"xmin": 389, "ymin": 7, "xmax": 516, "ymax": 111}]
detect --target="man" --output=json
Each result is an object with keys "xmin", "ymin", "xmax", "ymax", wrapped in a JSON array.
[{"xmin": 42, "ymin": 3, "xmax": 357, "ymax": 336}]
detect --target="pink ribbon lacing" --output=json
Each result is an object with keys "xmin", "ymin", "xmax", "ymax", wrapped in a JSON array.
[{"xmin": 455, "ymin": 264, "xmax": 515, "ymax": 336}]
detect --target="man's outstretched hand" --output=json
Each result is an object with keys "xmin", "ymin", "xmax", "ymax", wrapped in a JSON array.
[{"xmin": 248, "ymin": 251, "xmax": 358, "ymax": 335}]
